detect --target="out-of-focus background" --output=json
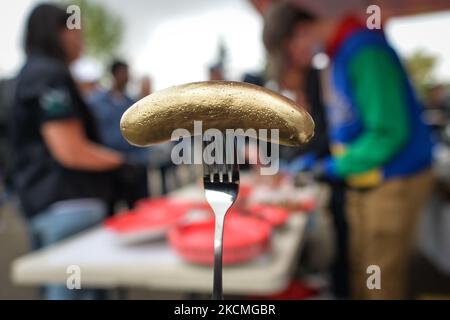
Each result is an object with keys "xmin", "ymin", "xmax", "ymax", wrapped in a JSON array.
[
  {"xmin": 2, "ymin": 0, "xmax": 267, "ymax": 90},
  {"xmin": 1, "ymin": 0, "xmax": 450, "ymax": 300},
  {"xmin": 2, "ymin": 0, "xmax": 450, "ymax": 89}
]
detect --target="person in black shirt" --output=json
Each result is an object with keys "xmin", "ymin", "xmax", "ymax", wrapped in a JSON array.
[{"xmin": 11, "ymin": 4, "xmax": 124, "ymax": 299}]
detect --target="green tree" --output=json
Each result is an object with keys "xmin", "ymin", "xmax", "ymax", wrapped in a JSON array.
[
  {"xmin": 404, "ymin": 50, "xmax": 438, "ymax": 98},
  {"xmin": 61, "ymin": 0, "xmax": 123, "ymax": 60}
]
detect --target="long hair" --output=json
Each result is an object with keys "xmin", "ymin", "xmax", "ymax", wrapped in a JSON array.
[{"xmin": 24, "ymin": 3, "xmax": 70, "ymax": 61}]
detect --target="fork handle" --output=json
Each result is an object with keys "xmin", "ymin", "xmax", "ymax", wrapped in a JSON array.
[{"xmin": 212, "ymin": 212, "xmax": 226, "ymax": 300}]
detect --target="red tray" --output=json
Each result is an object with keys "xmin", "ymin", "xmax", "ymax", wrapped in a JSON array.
[
  {"xmin": 137, "ymin": 197, "xmax": 211, "ymax": 212},
  {"xmin": 247, "ymin": 205, "xmax": 289, "ymax": 227},
  {"xmin": 168, "ymin": 215, "xmax": 272, "ymax": 265},
  {"xmin": 105, "ymin": 198, "xmax": 192, "ymax": 234},
  {"xmin": 297, "ymin": 199, "xmax": 316, "ymax": 212}
]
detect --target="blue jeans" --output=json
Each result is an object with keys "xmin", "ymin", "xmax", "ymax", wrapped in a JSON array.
[{"xmin": 29, "ymin": 198, "xmax": 107, "ymax": 300}]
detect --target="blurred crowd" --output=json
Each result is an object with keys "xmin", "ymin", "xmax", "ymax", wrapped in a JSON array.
[{"xmin": 1, "ymin": 0, "xmax": 450, "ymax": 300}]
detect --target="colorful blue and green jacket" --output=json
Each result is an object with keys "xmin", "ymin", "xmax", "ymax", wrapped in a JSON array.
[{"xmin": 323, "ymin": 17, "xmax": 433, "ymax": 187}]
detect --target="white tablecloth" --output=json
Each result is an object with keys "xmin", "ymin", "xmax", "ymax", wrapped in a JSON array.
[{"xmin": 11, "ymin": 184, "xmax": 321, "ymax": 295}]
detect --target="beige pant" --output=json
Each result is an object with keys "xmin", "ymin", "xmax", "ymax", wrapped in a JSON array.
[{"xmin": 346, "ymin": 169, "xmax": 434, "ymax": 299}]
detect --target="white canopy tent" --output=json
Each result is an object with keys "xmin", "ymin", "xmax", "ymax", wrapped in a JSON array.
[{"xmin": 286, "ymin": 0, "xmax": 450, "ymax": 19}]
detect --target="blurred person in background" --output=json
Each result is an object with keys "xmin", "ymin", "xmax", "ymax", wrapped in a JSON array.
[
  {"xmin": 11, "ymin": 3, "xmax": 124, "ymax": 299},
  {"xmin": 263, "ymin": 2, "xmax": 434, "ymax": 299},
  {"xmin": 274, "ymin": 58, "xmax": 349, "ymax": 298},
  {"xmin": 247, "ymin": 0, "xmax": 330, "ymax": 167},
  {"xmin": 253, "ymin": 0, "xmax": 349, "ymax": 298},
  {"xmin": 87, "ymin": 60, "xmax": 151, "ymax": 211},
  {"xmin": 71, "ymin": 57, "xmax": 103, "ymax": 99},
  {"xmin": 274, "ymin": 62, "xmax": 330, "ymax": 168},
  {"xmin": 242, "ymin": 0, "xmax": 276, "ymax": 87},
  {"xmin": 423, "ymin": 84, "xmax": 450, "ymax": 141},
  {"xmin": 0, "ymin": 78, "xmax": 17, "ymax": 197},
  {"xmin": 250, "ymin": 0, "xmax": 277, "ymax": 15}
]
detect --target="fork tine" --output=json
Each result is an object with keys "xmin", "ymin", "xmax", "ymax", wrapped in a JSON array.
[
  {"xmin": 226, "ymin": 163, "xmax": 233, "ymax": 183},
  {"xmin": 225, "ymin": 137, "xmax": 234, "ymax": 183},
  {"xmin": 202, "ymin": 133, "xmax": 240, "ymax": 185},
  {"xmin": 218, "ymin": 136, "xmax": 226, "ymax": 183},
  {"xmin": 203, "ymin": 136, "xmax": 219, "ymax": 183},
  {"xmin": 202, "ymin": 139, "xmax": 208, "ymax": 171},
  {"xmin": 202, "ymin": 138, "xmax": 212, "ymax": 182},
  {"xmin": 232, "ymin": 138, "xmax": 239, "ymax": 182}
]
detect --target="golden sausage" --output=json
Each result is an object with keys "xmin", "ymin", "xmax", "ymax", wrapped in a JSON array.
[{"xmin": 120, "ymin": 81, "xmax": 314, "ymax": 146}]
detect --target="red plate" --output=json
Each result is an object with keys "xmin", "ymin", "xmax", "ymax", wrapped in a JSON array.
[
  {"xmin": 105, "ymin": 208, "xmax": 186, "ymax": 244},
  {"xmin": 105, "ymin": 207, "xmax": 185, "ymax": 234},
  {"xmin": 105, "ymin": 198, "xmax": 191, "ymax": 236},
  {"xmin": 169, "ymin": 215, "xmax": 272, "ymax": 265},
  {"xmin": 239, "ymin": 183, "xmax": 252, "ymax": 197},
  {"xmin": 297, "ymin": 199, "xmax": 316, "ymax": 212},
  {"xmin": 247, "ymin": 205, "xmax": 289, "ymax": 227},
  {"xmin": 136, "ymin": 197, "xmax": 211, "ymax": 212},
  {"xmin": 136, "ymin": 198, "xmax": 190, "ymax": 211}
]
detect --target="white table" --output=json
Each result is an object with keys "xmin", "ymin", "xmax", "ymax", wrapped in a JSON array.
[{"xmin": 11, "ymin": 185, "xmax": 323, "ymax": 295}]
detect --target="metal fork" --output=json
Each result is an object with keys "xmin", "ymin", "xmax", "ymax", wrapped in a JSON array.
[{"xmin": 202, "ymin": 136, "xmax": 240, "ymax": 300}]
